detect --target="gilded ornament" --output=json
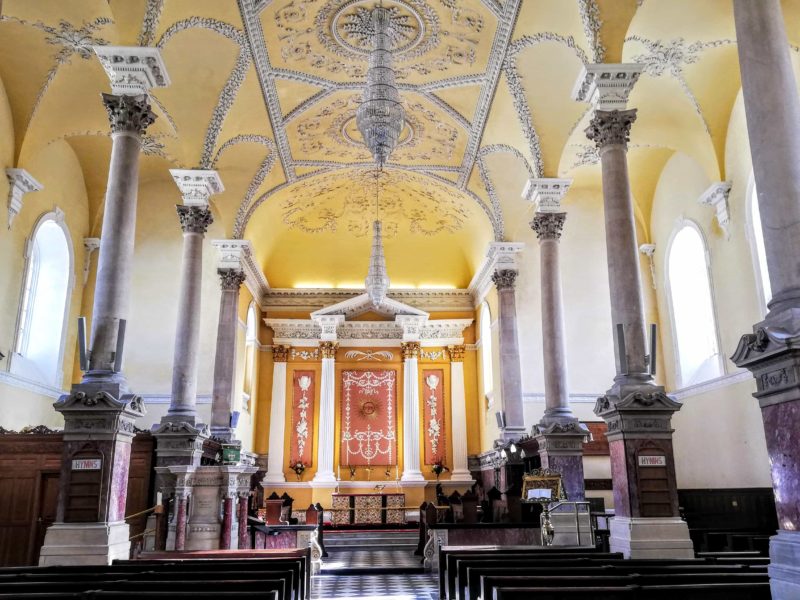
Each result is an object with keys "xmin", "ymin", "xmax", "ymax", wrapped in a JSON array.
[
  {"xmin": 447, "ymin": 344, "xmax": 465, "ymax": 362},
  {"xmin": 320, "ymin": 341, "xmax": 339, "ymax": 359},
  {"xmin": 401, "ymin": 341, "xmax": 421, "ymax": 359},
  {"xmin": 272, "ymin": 345, "xmax": 291, "ymax": 362}
]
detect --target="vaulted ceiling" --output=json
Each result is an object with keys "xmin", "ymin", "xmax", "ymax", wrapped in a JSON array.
[{"xmin": 1, "ymin": 0, "xmax": 797, "ymax": 288}]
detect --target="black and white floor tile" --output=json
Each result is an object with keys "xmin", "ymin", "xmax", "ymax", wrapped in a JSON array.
[
  {"xmin": 323, "ymin": 549, "xmax": 422, "ymax": 570},
  {"xmin": 312, "ymin": 573, "xmax": 437, "ymax": 600}
]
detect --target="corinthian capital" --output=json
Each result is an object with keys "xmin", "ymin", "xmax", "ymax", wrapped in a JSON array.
[
  {"xmin": 218, "ymin": 268, "xmax": 246, "ymax": 291},
  {"xmin": 531, "ymin": 212, "xmax": 566, "ymax": 241},
  {"xmin": 319, "ymin": 341, "xmax": 339, "ymax": 359},
  {"xmin": 401, "ymin": 341, "xmax": 421, "ymax": 360},
  {"xmin": 101, "ymin": 93, "xmax": 156, "ymax": 136},
  {"xmin": 585, "ymin": 109, "xmax": 637, "ymax": 150},
  {"xmin": 177, "ymin": 205, "xmax": 214, "ymax": 234},
  {"xmin": 491, "ymin": 269, "xmax": 518, "ymax": 291}
]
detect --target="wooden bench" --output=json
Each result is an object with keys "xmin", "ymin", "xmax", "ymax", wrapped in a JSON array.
[{"xmin": 492, "ymin": 582, "xmax": 771, "ymax": 600}]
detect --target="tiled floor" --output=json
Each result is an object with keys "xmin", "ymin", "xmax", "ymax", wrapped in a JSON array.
[
  {"xmin": 323, "ymin": 549, "xmax": 422, "ymax": 570},
  {"xmin": 312, "ymin": 573, "xmax": 437, "ymax": 600}
]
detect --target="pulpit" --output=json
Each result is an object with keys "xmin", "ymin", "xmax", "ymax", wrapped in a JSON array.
[{"xmin": 331, "ymin": 493, "xmax": 405, "ymax": 526}]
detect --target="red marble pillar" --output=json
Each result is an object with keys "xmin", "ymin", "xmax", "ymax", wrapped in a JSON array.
[
  {"xmin": 237, "ymin": 494, "xmax": 249, "ymax": 550},
  {"xmin": 174, "ymin": 496, "xmax": 188, "ymax": 551},
  {"xmin": 220, "ymin": 496, "xmax": 233, "ymax": 550}
]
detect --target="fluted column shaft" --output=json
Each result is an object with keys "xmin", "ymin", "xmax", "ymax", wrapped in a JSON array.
[
  {"xmin": 401, "ymin": 342, "xmax": 424, "ymax": 481},
  {"xmin": 312, "ymin": 342, "xmax": 337, "ymax": 483},
  {"xmin": 265, "ymin": 346, "xmax": 289, "ymax": 483},
  {"xmin": 210, "ymin": 269, "xmax": 246, "ymax": 440},
  {"xmin": 87, "ymin": 94, "xmax": 155, "ymax": 378},
  {"xmin": 491, "ymin": 271, "xmax": 526, "ymax": 439},
  {"xmin": 167, "ymin": 207, "xmax": 213, "ymax": 424}
]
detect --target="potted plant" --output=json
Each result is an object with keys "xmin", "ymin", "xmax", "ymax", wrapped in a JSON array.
[
  {"xmin": 291, "ymin": 461, "xmax": 306, "ymax": 481},
  {"xmin": 431, "ymin": 460, "xmax": 450, "ymax": 480}
]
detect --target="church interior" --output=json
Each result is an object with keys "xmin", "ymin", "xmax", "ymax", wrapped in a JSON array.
[{"xmin": 0, "ymin": 0, "xmax": 799, "ymax": 598}]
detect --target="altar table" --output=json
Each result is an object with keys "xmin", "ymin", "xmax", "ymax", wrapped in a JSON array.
[{"xmin": 331, "ymin": 493, "xmax": 405, "ymax": 526}]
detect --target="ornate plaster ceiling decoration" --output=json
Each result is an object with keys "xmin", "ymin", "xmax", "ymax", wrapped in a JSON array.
[{"xmin": 278, "ymin": 167, "xmax": 471, "ymax": 237}]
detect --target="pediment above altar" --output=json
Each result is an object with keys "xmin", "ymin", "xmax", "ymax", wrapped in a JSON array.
[{"xmin": 310, "ymin": 292, "xmax": 428, "ymax": 320}]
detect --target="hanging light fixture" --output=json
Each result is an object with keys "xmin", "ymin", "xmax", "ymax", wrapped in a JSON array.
[
  {"xmin": 356, "ymin": 4, "xmax": 405, "ymax": 167},
  {"xmin": 365, "ymin": 172, "xmax": 390, "ymax": 306}
]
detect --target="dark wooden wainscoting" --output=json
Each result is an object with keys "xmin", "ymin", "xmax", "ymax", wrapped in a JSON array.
[
  {"xmin": 0, "ymin": 428, "xmax": 154, "ymax": 566},
  {"xmin": 678, "ymin": 488, "xmax": 778, "ymax": 532}
]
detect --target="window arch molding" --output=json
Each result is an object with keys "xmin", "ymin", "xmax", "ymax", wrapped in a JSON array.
[
  {"xmin": 744, "ymin": 174, "xmax": 772, "ymax": 315},
  {"xmin": 10, "ymin": 208, "xmax": 75, "ymax": 388},
  {"xmin": 663, "ymin": 217, "xmax": 725, "ymax": 388}
]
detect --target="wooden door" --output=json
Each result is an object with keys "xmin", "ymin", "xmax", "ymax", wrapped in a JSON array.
[{"xmin": 32, "ymin": 473, "xmax": 60, "ymax": 564}]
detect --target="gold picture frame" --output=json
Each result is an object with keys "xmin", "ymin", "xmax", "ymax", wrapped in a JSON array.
[{"xmin": 521, "ymin": 469, "xmax": 566, "ymax": 504}]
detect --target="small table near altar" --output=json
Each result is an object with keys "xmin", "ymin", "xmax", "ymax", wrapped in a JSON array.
[{"xmin": 331, "ymin": 493, "xmax": 405, "ymax": 526}]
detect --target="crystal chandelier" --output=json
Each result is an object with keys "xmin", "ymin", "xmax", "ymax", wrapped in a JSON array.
[
  {"xmin": 365, "ymin": 218, "xmax": 390, "ymax": 306},
  {"xmin": 356, "ymin": 5, "xmax": 405, "ymax": 167}
]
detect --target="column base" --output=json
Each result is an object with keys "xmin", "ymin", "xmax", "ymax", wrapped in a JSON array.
[
  {"xmin": 311, "ymin": 470, "xmax": 337, "ymax": 484},
  {"xmin": 449, "ymin": 469, "xmax": 473, "ymax": 482},
  {"xmin": 39, "ymin": 521, "xmax": 131, "ymax": 566},
  {"xmin": 401, "ymin": 470, "xmax": 426, "ymax": 482},
  {"xmin": 209, "ymin": 425, "xmax": 235, "ymax": 442},
  {"xmin": 500, "ymin": 426, "xmax": 527, "ymax": 442},
  {"xmin": 769, "ymin": 530, "xmax": 800, "ymax": 600},
  {"xmin": 263, "ymin": 473, "xmax": 287, "ymax": 484},
  {"xmin": 609, "ymin": 516, "xmax": 694, "ymax": 559},
  {"xmin": 153, "ymin": 421, "xmax": 209, "ymax": 467}
]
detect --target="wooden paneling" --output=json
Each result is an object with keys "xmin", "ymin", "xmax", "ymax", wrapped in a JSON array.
[
  {"xmin": 0, "ymin": 431, "xmax": 155, "ymax": 566},
  {"xmin": 678, "ymin": 488, "xmax": 778, "ymax": 532}
]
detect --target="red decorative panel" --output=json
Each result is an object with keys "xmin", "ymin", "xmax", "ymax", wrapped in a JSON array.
[
  {"xmin": 340, "ymin": 370, "xmax": 397, "ymax": 467},
  {"xmin": 584, "ymin": 422, "xmax": 609, "ymax": 456},
  {"xmin": 290, "ymin": 371, "xmax": 315, "ymax": 466},
  {"xmin": 422, "ymin": 369, "xmax": 446, "ymax": 465}
]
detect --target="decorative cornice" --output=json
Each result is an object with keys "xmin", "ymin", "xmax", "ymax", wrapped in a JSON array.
[
  {"xmin": 170, "ymin": 169, "xmax": 224, "ymax": 207},
  {"xmin": 101, "ymin": 93, "xmax": 157, "ymax": 136},
  {"xmin": 5, "ymin": 168, "xmax": 43, "ymax": 229},
  {"xmin": 573, "ymin": 63, "xmax": 642, "ymax": 110},
  {"xmin": 177, "ymin": 205, "xmax": 214, "ymax": 235},
  {"xmin": 522, "ymin": 178, "xmax": 572, "ymax": 212},
  {"xmin": 468, "ymin": 241, "xmax": 525, "ymax": 304},
  {"xmin": 491, "ymin": 269, "xmax": 517, "ymax": 291},
  {"xmin": 586, "ymin": 109, "xmax": 638, "ymax": 150},
  {"xmin": 531, "ymin": 212, "xmax": 566, "ymax": 241},
  {"xmin": 262, "ymin": 288, "xmax": 474, "ymax": 313},
  {"xmin": 93, "ymin": 45, "xmax": 170, "ymax": 94},
  {"xmin": 211, "ymin": 239, "xmax": 270, "ymax": 303},
  {"xmin": 698, "ymin": 181, "xmax": 732, "ymax": 240}
]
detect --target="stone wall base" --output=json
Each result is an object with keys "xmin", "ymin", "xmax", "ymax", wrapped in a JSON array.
[
  {"xmin": 39, "ymin": 521, "xmax": 131, "ymax": 566},
  {"xmin": 769, "ymin": 530, "xmax": 800, "ymax": 600},
  {"xmin": 609, "ymin": 516, "xmax": 694, "ymax": 559}
]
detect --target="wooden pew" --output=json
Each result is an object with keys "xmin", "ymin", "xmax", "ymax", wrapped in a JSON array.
[{"xmin": 491, "ymin": 582, "xmax": 771, "ymax": 600}]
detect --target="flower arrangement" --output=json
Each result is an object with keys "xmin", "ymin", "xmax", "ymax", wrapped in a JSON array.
[
  {"xmin": 431, "ymin": 460, "xmax": 450, "ymax": 479},
  {"xmin": 291, "ymin": 461, "xmax": 306, "ymax": 481}
]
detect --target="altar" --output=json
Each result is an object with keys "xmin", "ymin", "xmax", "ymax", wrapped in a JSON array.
[{"xmin": 331, "ymin": 493, "xmax": 405, "ymax": 526}]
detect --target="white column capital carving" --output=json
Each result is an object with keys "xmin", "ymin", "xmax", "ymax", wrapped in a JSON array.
[
  {"xmin": 170, "ymin": 169, "xmax": 224, "ymax": 207},
  {"xmin": 468, "ymin": 241, "xmax": 525, "ymax": 305},
  {"xmin": 572, "ymin": 63, "xmax": 643, "ymax": 110},
  {"xmin": 211, "ymin": 239, "xmax": 270, "ymax": 303},
  {"xmin": 6, "ymin": 168, "xmax": 43, "ymax": 229},
  {"xmin": 313, "ymin": 315, "xmax": 345, "ymax": 341},
  {"xmin": 94, "ymin": 46, "xmax": 170, "ymax": 94},
  {"xmin": 523, "ymin": 178, "xmax": 573, "ymax": 212},
  {"xmin": 698, "ymin": 181, "xmax": 732, "ymax": 240}
]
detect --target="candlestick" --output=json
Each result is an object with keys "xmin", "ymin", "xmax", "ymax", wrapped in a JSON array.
[{"xmin": 395, "ymin": 464, "xmax": 399, "ymax": 480}]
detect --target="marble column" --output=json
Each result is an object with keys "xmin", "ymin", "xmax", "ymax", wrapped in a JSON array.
[
  {"xmin": 447, "ymin": 345, "xmax": 472, "ymax": 481},
  {"xmin": 731, "ymin": 1, "xmax": 800, "ymax": 596},
  {"xmin": 237, "ymin": 493, "xmax": 249, "ymax": 549},
  {"xmin": 210, "ymin": 268, "xmax": 246, "ymax": 441},
  {"xmin": 312, "ymin": 341, "xmax": 338, "ymax": 483},
  {"xmin": 264, "ymin": 345, "xmax": 289, "ymax": 483},
  {"xmin": 220, "ymin": 495, "xmax": 233, "ymax": 550},
  {"xmin": 39, "ymin": 46, "xmax": 168, "ymax": 567},
  {"xmin": 401, "ymin": 341, "xmax": 424, "ymax": 482},
  {"xmin": 491, "ymin": 270, "xmax": 527, "ymax": 441},
  {"xmin": 174, "ymin": 495, "xmax": 188, "ymax": 552},
  {"xmin": 164, "ymin": 170, "xmax": 222, "ymax": 426},
  {"xmin": 575, "ymin": 64, "xmax": 692, "ymax": 559},
  {"xmin": 529, "ymin": 193, "xmax": 589, "ymax": 502}
]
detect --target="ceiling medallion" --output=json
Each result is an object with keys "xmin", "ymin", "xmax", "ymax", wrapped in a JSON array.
[{"xmin": 317, "ymin": 0, "xmax": 439, "ymax": 60}]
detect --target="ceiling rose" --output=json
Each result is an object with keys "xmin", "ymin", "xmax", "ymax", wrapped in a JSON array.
[{"xmin": 317, "ymin": 0, "xmax": 439, "ymax": 60}]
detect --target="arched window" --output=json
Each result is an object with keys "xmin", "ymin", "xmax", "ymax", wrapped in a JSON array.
[
  {"xmin": 479, "ymin": 302, "xmax": 494, "ymax": 403},
  {"xmin": 666, "ymin": 223, "xmax": 723, "ymax": 387},
  {"xmin": 242, "ymin": 303, "xmax": 258, "ymax": 412},
  {"xmin": 748, "ymin": 180, "xmax": 772, "ymax": 313},
  {"xmin": 11, "ymin": 214, "xmax": 73, "ymax": 386}
]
